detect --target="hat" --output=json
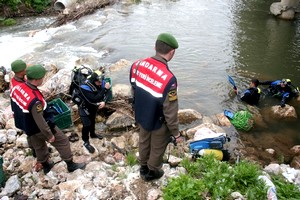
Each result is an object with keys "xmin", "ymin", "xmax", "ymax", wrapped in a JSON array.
[
  {"xmin": 157, "ymin": 33, "xmax": 179, "ymax": 49},
  {"xmin": 11, "ymin": 60, "xmax": 26, "ymax": 73},
  {"xmin": 281, "ymin": 79, "xmax": 291, "ymax": 85},
  {"xmin": 26, "ymin": 64, "xmax": 46, "ymax": 79},
  {"xmin": 88, "ymin": 70, "xmax": 103, "ymax": 82}
]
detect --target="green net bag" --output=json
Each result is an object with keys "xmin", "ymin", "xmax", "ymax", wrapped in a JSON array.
[{"xmin": 230, "ymin": 110, "xmax": 254, "ymax": 131}]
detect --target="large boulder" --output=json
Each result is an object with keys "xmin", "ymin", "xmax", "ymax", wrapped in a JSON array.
[
  {"xmin": 178, "ymin": 109, "xmax": 202, "ymax": 124},
  {"xmin": 270, "ymin": 0, "xmax": 298, "ymax": 20},
  {"xmin": 270, "ymin": 105, "xmax": 297, "ymax": 120}
]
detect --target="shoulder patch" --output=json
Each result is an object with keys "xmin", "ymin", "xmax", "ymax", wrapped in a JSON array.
[
  {"xmin": 168, "ymin": 89, "xmax": 177, "ymax": 101},
  {"xmin": 36, "ymin": 103, "xmax": 43, "ymax": 113}
]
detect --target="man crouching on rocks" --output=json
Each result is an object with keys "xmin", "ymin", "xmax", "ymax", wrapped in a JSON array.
[{"xmin": 10, "ymin": 64, "xmax": 86, "ymax": 174}]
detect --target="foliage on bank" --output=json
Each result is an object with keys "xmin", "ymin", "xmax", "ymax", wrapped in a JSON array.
[
  {"xmin": 0, "ymin": 0, "xmax": 52, "ymax": 22},
  {"xmin": 162, "ymin": 155, "xmax": 300, "ymax": 199},
  {"xmin": 0, "ymin": 0, "xmax": 51, "ymax": 12}
]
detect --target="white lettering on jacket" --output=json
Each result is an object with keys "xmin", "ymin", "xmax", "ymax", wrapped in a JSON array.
[{"xmin": 139, "ymin": 61, "xmax": 168, "ymax": 81}]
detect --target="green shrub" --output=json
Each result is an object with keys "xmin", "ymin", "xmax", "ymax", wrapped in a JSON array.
[
  {"xmin": 163, "ymin": 174, "xmax": 204, "ymax": 200},
  {"xmin": 125, "ymin": 152, "xmax": 138, "ymax": 167},
  {"xmin": 180, "ymin": 158, "xmax": 203, "ymax": 178},
  {"xmin": 4, "ymin": 0, "xmax": 22, "ymax": 10},
  {"xmin": 165, "ymin": 156, "xmax": 272, "ymax": 199},
  {"xmin": 2, "ymin": 18, "xmax": 16, "ymax": 26},
  {"xmin": 0, "ymin": 0, "xmax": 51, "ymax": 14},
  {"xmin": 272, "ymin": 175, "xmax": 300, "ymax": 199},
  {"xmin": 233, "ymin": 161, "xmax": 262, "ymax": 191}
]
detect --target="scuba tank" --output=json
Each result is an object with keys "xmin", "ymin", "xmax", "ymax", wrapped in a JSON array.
[{"xmin": 198, "ymin": 149, "xmax": 224, "ymax": 161}]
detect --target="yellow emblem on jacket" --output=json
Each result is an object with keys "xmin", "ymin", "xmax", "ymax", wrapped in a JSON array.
[
  {"xmin": 168, "ymin": 89, "xmax": 177, "ymax": 101},
  {"xmin": 36, "ymin": 103, "xmax": 43, "ymax": 113}
]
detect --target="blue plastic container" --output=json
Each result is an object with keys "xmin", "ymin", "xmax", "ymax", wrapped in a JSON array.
[{"xmin": 189, "ymin": 136, "xmax": 227, "ymax": 154}]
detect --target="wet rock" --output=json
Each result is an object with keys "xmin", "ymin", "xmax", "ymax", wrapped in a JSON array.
[
  {"xmin": 279, "ymin": 9, "xmax": 295, "ymax": 20},
  {"xmin": 109, "ymin": 59, "xmax": 130, "ymax": 72},
  {"xmin": 270, "ymin": 105, "xmax": 297, "ymax": 120},
  {"xmin": 270, "ymin": 1, "xmax": 298, "ymax": 20},
  {"xmin": 270, "ymin": 2, "xmax": 286, "ymax": 16},
  {"xmin": 178, "ymin": 109, "xmax": 202, "ymax": 124},
  {"xmin": 211, "ymin": 113, "xmax": 232, "ymax": 127},
  {"xmin": 290, "ymin": 155, "xmax": 300, "ymax": 169},
  {"xmin": 290, "ymin": 145, "xmax": 300, "ymax": 155},
  {"xmin": 265, "ymin": 148, "xmax": 275, "ymax": 155}
]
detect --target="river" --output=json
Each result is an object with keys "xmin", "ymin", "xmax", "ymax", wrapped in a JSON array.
[{"xmin": 1, "ymin": 0, "xmax": 300, "ymax": 163}]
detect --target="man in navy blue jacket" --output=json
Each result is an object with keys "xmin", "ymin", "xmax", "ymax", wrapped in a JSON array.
[{"xmin": 129, "ymin": 33, "xmax": 183, "ymax": 181}]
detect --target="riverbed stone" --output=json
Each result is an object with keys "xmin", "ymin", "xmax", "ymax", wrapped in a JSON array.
[
  {"xmin": 178, "ymin": 109, "xmax": 202, "ymax": 124},
  {"xmin": 279, "ymin": 9, "xmax": 295, "ymax": 20},
  {"xmin": 290, "ymin": 155, "xmax": 300, "ymax": 169},
  {"xmin": 290, "ymin": 145, "xmax": 300, "ymax": 155},
  {"xmin": 270, "ymin": 105, "xmax": 297, "ymax": 120},
  {"xmin": 109, "ymin": 59, "xmax": 130, "ymax": 72}
]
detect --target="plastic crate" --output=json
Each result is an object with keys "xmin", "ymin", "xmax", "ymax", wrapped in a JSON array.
[{"xmin": 48, "ymin": 98, "xmax": 72, "ymax": 129}]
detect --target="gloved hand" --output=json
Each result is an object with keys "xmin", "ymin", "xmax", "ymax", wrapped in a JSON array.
[{"xmin": 233, "ymin": 88, "xmax": 238, "ymax": 95}]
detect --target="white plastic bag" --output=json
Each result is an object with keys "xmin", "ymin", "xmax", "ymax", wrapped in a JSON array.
[
  {"xmin": 193, "ymin": 127, "xmax": 226, "ymax": 141},
  {"xmin": 258, "ymin": 175, "xmax": 278, "ymax": 200}
]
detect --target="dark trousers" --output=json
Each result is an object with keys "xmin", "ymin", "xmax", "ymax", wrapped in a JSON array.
[
  {"xmin": 79, "ymin": 107, "xmax": 97, "ymax": 142},
  {"xmin": 138, "ymin": 123, "xmax": 170, "ymax": 171},
  {"xmin": 28, "ymin": 126, "xmax": 72, "ymax": 163}
]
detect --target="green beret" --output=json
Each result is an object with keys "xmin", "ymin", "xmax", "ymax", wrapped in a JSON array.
[
  {"xmin": 157, "ymin": 33, "xmax": 179, "ymax": 49},
  {"xmin": 26, "ymin": 64, "xmax": 46, "ymax": 80},
  {"xmin": 11, "ymin": 60, "xmax": 26, "ymax": 73}
]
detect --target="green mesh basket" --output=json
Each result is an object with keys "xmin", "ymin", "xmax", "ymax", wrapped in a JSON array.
[{"xmin": 230, "ymin": 110, "xmax": 254, "ymax": 131}]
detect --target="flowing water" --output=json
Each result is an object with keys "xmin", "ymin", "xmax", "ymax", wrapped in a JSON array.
[{"xmin": 1, "ymin": 0, "xmax": 300, "ymax": 160}]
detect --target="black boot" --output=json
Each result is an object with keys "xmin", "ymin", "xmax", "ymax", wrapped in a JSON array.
[
  {"xmin": 144, "ymin": 169, "xmax": 164, "ymax": 182},
  {"xmin": 65, "ymin": 160, "xmax": 86, "ymax": 172},
  {"xmin": 140, "ymin": 165, "xmax": 149, "ymax": 179},
  {"xmin": 41, "ymin": 160, "xmax": 54, "ymax": 174},
  {"xmin": 90, "ymin": 133, "xmax": 103, "ymax": 140},
  {"xmin": 83, "ymin": 142, "xmax": 95, "ymax": 153}
]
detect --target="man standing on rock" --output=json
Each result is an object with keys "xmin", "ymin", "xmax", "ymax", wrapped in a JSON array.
[
  {"xmin": 9, "ymin": 59, "xmax": 44, "ymax": 172},
  {"xmin": 129, "ymin": 33, "xmax": 183, "ymax": 181},
  {"xmin": 77, "ymin": 70, "xmax": 111, "ymax": 153},
  {"xmin": 10, "ymin": 64, "xmax": 86, "ymax": 174}
]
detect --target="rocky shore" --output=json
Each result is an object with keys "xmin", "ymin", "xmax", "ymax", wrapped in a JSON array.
[{"xmin": 0, "ymin": 60, "xmax": 299, "ymax": 199}]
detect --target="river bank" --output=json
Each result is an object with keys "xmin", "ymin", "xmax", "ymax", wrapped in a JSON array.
[
  {"xmin": 0, "ymin": 62, "xmax": 299, "ymax": 199},
  {"xmin": 1, "ymin": 0, "xmax": 293, "ymax": 170}
]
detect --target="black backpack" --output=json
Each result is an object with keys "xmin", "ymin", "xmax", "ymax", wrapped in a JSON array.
[{"xmin": 69, "ymin": 66, "xmax": 93, "ymax": 106}]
